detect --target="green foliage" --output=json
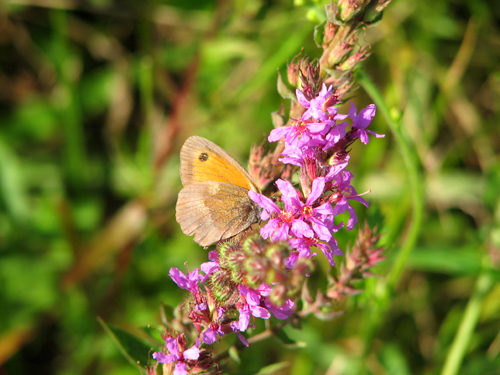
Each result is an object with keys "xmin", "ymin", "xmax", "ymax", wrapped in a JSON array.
[{"xmin": 1, "ymin": 0, "xmax": 500, "ymax": 374}]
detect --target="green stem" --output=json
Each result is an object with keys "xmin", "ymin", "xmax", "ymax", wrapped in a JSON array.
[
  {"xmin": 441, "ymin": 267, "xmax": 495, "ymax": 375},
  {"xmin": 356, "ymin": 69, "xmax": 425, "ymax": 362}
]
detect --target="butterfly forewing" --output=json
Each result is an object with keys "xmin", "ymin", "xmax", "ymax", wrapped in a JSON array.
[{"xmin": 180, "ymin": 136, "xmax": 259, "ymax": 192}]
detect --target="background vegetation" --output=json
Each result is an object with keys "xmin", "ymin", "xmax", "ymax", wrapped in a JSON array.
[{"xmin": 1, "ymin": 0, "xmax": 499, "ymax": 374}]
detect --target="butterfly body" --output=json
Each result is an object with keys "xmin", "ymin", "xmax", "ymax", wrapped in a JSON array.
[{"xmin": 175, "ymin": 136, "xmax": 262, "ymax": 247}]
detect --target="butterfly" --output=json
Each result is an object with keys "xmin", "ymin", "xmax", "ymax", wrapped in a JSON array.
[{"xmin": 175, "ymin": 136, "xmax": 262, "ymax": 247}]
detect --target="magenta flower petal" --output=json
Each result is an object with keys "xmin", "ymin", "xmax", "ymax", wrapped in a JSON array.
[
  {"xmin": 296, "ymin": 89, "xmax": 310, "ymax": 108},
  {"xmin": 271, "ymin": 222, "xmax": 289, "ymax": 242},
  {"xmin": 153, "ymin": 352, "xmax": 175, "ymax": 363},
  {"xmin": 250, "ymin": 306, "xmax": 271, "ymax": 319},
  {"xmin": 355, "ymin": 104, "xmax": 376, "ymax": 130},
  {"xmin": 200, "ymin": 261, "xmax": 219, "ymax": 277},
  {"xmin": 165, "ymin": 337, "xmax": 180, "ymax": 356},
  {"xmin": 310, "ymin": 219, "xmax": 332, "ymax": 241},
  {"xmin": 275, "ymin": 179, "xmax": 301, "ymax": 211},
  {"xmin": 291, "ymin": 219, "xmax": 314, "ymax": 238},
  {"xmin": 265, "ymin": 298, "xmax": 295, "ymax": 319},
  {"xmin": 260, "ymin": 218, "xmax": 281, "ymax": 240},
  {"xmin": 237, "ymin": 309, "xmax": 251, "ymax": 331},
  {"xmin": 269, "ymin": 126, "xmax": 291, "ymax": 142},
  {"xmin": 314, "ymin": 202, "xmax": 334, "ymax": 216},
  {"xmin": 183, "ymin": 346, "xmax": 200, "ymax": 361},
  {"xmin": 306, "ymin": 177, "xmax": 325, "ymax": 205},
  {"xmin": 173, "ymin": 362, "xmax": 187, "ymax": 375},
  {"xmin": 235, "ymin": 332, "xmax": 249, "ymax": 347},
  {"xmin": 202, "ymin": 328, "xmax": 218, "ymax": 345},
  {"xmin": 249, "ymin": 191, "xmax": 280, "ymax": 214}
]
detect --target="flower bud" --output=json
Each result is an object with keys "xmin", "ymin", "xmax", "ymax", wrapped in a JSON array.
[
  {"xmin": 218, "ymin": 241, "xmax": 240, "ymax": 269},
  {"xmin": 244, "ymin": 257, "xmax": 267, "ymax": 288},
  {"xmin": 242, "ymin": 234, "xmax": 267, "ymax": 256},
  {"xmin": 266, "ymin": 243, "xmax": 287, "ymax": 269},
  {"xmin": 269, "ymin": 284, "xmax": 288, "ymax": 306},
  {"xmin": 323, "ymin": 21, "xmax": 338, "ymax": 46},
  {"xmin": 339, "ymin": 47, "xmax": 370, "ymax": 71},
  {"xmin": 210, "ymin": 270, "xmax": 237, "ymax": 303},
  {"xmin": 287, "ymin": 53, "xmax": 302, "ymax": 87},
  {"xmin": 337, "ymin": 0, "xmax": 370, "ymax": 22}
]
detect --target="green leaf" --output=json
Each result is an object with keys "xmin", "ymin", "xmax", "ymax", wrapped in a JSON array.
[
  {"xmin": 228, "ymin": 345, "xmax": 241, "ymax": 364},
  {"xmin": 273, "ymin": 328, "xmax": 306, "ymax": 348},
  {"xmin": 277, "ymin": 71, "xmax": 295, "ymax": 101},
  {"xmin": 139, "ymin": 325, "xmax": 164, "ymax": 346},
  {"xmin": 253, "ymin": 361, "xmax": 290, "ymax": 375},
  {"xmin": 405, "ymin": 245, "xmax": 482, "ymax": 276},
  {"xmin": 98, "ymin": 317, "xmax": 154, "ymax": 367}
]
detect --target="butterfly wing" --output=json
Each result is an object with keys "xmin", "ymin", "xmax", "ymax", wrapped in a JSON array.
[
  {"xmin": 176, "ymin": 181, "xmax": 262, "ymax": 247},
  {"xmin": 180, "ymin": 136, "xmax": 259, "ymax": 192}
]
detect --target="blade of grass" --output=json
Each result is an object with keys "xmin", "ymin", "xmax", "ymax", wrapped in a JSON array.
[{"xmin": 441, "ymin": 264, "xmax": 496, "ymax": 375}]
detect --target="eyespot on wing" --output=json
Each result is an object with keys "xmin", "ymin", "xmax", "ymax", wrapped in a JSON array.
[{"xmin": 179, "ymin": 136, "xmax": 259, "ymax": 192}]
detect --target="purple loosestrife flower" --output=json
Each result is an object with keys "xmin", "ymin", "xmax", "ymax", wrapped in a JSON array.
[
  {"xmin": 250, "ymin": 177, "xmax": 344, "ymax": 265},
  {"xmin": 169, "ymin": 267, "xmax": 208, "ymax": 311},
  {"xmin": 200, "ymin": 251, "xmax": 219, "ymax": 276},
  {"xmin": 298, "ymin": 177, "xmax": 335, "ymax": 241},
  {"xmin": 237, "ymin": 285, "xmax": 272, "ymax": 322},
  {"xmin": 297, "ymin": 84, "xmax": 343, "ymax": 123},
  {"xmin": 269, "ymin": 85, "xmax": 340, "ymax": 155},
  {"xmin": 248, "ymin": 183, "xmax": 312, "ymax": 242},
  {"xmin": 257, "ymin": 284, "xmax": 295, "ymax": 319},
  {"xmin": 289, "ymin": 232, "xmax": 343, "ymax": 266},
  {"xmin": 230, "ymin": 285, "xmax": 272, "ymax": 347},
  {"xmin": 153, "ymin": 335, "xmax": 200, "ymax": 375},
  {"xmin": 169, "ymin": 268, "xmax": 204, "ymax": 291},
  {"xmin": 202, "ymin": 307, "xmax": 226, "ymax": 345},
  {"xmin": 327, "ymin": 169, "xmax": 369, "ymax": 230},
  {"xmin": 348, "ymin": 102, "xmax": 384, "ymax": 144}
]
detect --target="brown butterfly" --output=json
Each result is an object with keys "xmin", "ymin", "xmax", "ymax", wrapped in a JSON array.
[{"xmin": 175, "ymin": 136, "xmax": 262, "ymax": 247}]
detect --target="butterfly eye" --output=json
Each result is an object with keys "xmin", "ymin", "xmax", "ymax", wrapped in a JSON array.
[{"xmin": 199, "ymin": 152, "xmax": 209, "ymax": 162}]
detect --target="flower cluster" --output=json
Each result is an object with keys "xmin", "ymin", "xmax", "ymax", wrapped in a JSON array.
[
  {"xmin": 150, "ymin": 83, "xmax": 383, "ymax": 374},
  {"xmin": 249, "ymin": 84, "xmax": 384, "ymax": 267}
]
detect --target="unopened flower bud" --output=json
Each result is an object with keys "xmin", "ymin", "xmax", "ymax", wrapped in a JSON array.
[
  {"xmin": 337, "ymin": 0, "xmax": 370, "ymax": 22},
  {"xmin": 323, "ymin": 21, "xmax": 338, "ymax": 46},
  {"xmin": 242, "ymin": 234, "xmax": 267, "ymax": 256},
  {"xmin": 327, "ymin": 41, "xmax": 354, "ymax": 67},
  {"xmin": 218, "ymin": 241, "xmax": 240, "ymax": 269},
  {"xmin": 299, "ymin": 58, "xmax": 320, "ymax": 98},
  {"xmin": 244, "ymin": 257, "xmax": 267, "ymax": 288},
  {"xmin": 339, "ymin": 47, "xmax": 370, "ymax": 71},
  {"xmin": 210, "ymin": 270, "xmax": 237, "ymax": 303},
  {"xmin": 287, "ymin": 53, "xmax": 302, "ymax": 87},
  {"xmin": 269, "ymin": 284, "xmax": 287, "ymax": 306},
  {"xmin": 266, "ymin": 243, "xmax": 287, "ymax": 269}
]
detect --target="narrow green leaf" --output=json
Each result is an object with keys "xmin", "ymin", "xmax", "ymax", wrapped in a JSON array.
[
  {"xmin": 274, "ymin": 328, "xmax": 306, "ymax": 348},
  {"xmin": 253, "ymin": 361, "xmax": 290, "ymax": 375},
  {"xmin": 277, "ymin": 71, "xmax": 296, "ymax": 101},
  {"xmin": 98, "ymin": 317, "xmax": 154, "ymax": 368}
]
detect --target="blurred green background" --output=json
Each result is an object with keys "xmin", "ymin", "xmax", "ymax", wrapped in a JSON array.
[{"xmin": 1, "ymin": 0, "xmax": 499, "ymax": 374}]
